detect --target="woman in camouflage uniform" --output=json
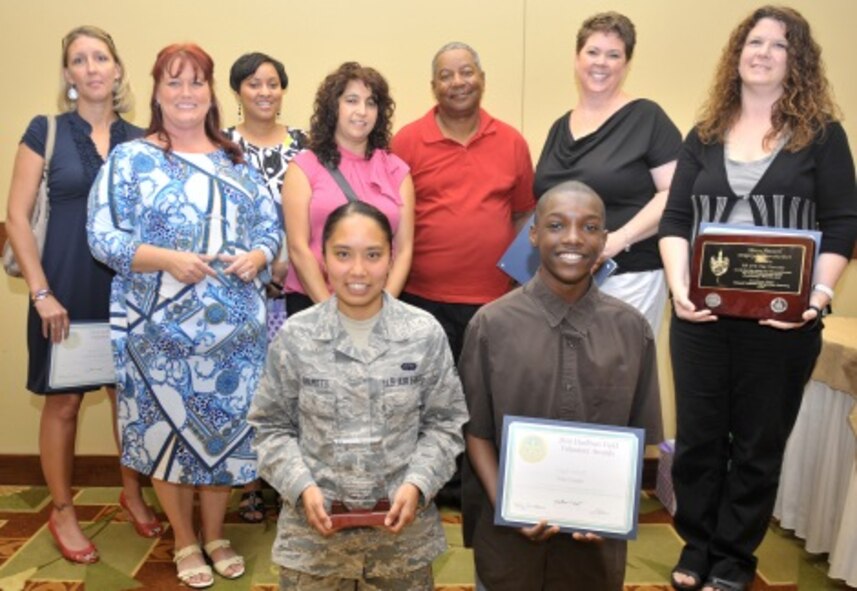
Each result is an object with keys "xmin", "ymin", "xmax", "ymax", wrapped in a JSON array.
[{"xmin": 250, "ymin": 201, "xmax": 468, "ymax": 590}]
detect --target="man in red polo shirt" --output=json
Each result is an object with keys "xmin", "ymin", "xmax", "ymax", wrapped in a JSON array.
[
  {"xmin": 392, "ymin": 41, "xmax": 535, "ymax": 511},
  {"xmin": 391, "ymin": 41, "xmax": 535, "ymax": 363}
]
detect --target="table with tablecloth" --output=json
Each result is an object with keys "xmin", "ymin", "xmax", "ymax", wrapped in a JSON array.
[{"xmin": 774, "ymin": 315, "xmax": 857, "ymax": 587}]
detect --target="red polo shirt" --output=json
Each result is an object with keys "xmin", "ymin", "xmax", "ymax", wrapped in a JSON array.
[{"xmin": 392, "ymin": 108, "xmax": 535, "ymax": 304}]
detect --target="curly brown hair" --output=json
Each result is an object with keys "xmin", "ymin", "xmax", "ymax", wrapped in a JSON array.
[
  {"xmin": 697, "ymin": 5, "xmax": 840, "ymax": 151},
  {"xmin": 309, "ymin": 62, "xmax": 394, "ymax": 168}
]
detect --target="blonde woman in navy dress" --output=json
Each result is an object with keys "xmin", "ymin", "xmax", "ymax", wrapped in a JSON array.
[{"xmin": 4, "ymin": 25, "xmax": 160, "ymax": 565}]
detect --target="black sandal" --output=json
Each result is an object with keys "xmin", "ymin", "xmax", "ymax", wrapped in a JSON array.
[
  {"xmin": 237, "ymin": 490, "xmax": 266, "ymax": 523},
  {"xmin": 671, "ymin": 566, "xmax": 703, "ymax": 591},
  {"xmin": 703, "ymin": 576, "xmax": 746, "ymax": 591}
]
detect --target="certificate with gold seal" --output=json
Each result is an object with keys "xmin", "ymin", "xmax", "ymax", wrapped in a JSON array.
[
  {"xmin": 49, "ymin": 322, "xmax": 115, "ymax": 389},
  {"xmin": 495, "ymin": 416, "xmax": 645, "ymax": 540}
]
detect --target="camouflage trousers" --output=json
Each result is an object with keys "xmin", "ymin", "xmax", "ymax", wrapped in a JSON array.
[{"xmin": 279, "ymin": 565, "xmax": 433, "ymax": 590}]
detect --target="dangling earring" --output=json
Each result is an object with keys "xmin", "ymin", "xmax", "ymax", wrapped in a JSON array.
[
  {"xmin": 112, "ymin": 79, "xmax": 121, "ymax": 108},
  {"xmin": 238, "ymin": 104, "xmax": 242, "ymax": 119},
  {"xmin": 67, "ymin": 85, "xmax": 79, "ymax": 101}
]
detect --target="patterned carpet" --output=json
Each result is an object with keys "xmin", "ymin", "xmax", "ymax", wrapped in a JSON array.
[{"xmin": 0, "ymin": 486, "xmax": 851, "ymax": 590}]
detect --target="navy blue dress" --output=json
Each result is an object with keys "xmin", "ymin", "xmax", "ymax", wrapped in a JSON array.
[{"xmin": 21, "ymin": 111, "xmax": 142, "ymax": 394}]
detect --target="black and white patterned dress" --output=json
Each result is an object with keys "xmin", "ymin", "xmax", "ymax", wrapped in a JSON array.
[
  {"xmin": 225, "ymin": 126, "xmax": 307, "ymax": 219},
  {"xmin": 225, "ymin": 126, "xmax": 307, "ymax": 339}
]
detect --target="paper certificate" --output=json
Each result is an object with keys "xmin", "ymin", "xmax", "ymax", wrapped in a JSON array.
[
  {"xmin": 495, "ymin": 415, "xmax": 645, "ymax": 540},
  {"xmin": 49, "ymin": 322, "xmax": 115, "ymax": 390}
]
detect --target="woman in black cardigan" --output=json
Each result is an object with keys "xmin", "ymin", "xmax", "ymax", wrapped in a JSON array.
[{"xmin": 659, "ymin": 6, "xmax": 857, "ymax": 591}]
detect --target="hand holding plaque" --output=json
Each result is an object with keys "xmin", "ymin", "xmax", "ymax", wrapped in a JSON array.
[
  {"xmin": 329, "ymin": 498, "xmax": 391, "ymax": 529},
  {"xmin": 689, "ymin": 224, "xmax": 819, "ymax": 322}
]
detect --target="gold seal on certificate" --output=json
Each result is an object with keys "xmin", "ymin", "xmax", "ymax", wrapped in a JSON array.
[
  {"xmin": 49, "ymin": 322, "xmax": 115, "ymax": 390},
  {"xmin": 495, "ymin": 416, "xmax": 645, "ymax": 540},
  {"xmin": 688, "ymin": 224, "xmax": 818, "ymax": 322}
]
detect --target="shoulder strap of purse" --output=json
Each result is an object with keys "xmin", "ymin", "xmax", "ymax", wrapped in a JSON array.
[
  {"xmin": 326, "ymin": 166, "xmax": 360, "ymax": 203},
  {"xmin": 44, "ymin": 115, "xmax": 57, "ymax": 173}
]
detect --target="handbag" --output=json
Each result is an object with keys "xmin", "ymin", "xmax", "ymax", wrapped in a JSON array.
[
  {"xmin": 3, "ymin": 115, "xmax": 57, "ymax": 277},
  {"xmin": 266, "ymin": 296, "xmax": 288, "ymax": 342}
]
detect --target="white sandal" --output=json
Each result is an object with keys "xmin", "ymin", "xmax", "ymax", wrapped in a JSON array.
[
  {"xmin": 203, "ymin": 538, "xmax": 245, "ymax": 579},
  {"xmin": 173, "ymin": 544, "xmax": 214, "ymax": 589}
]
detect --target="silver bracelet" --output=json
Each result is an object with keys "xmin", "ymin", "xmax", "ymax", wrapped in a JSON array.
[
  {"xmin": 31, "ymin": 288, "xmax": 52, "ymax": 303},
  {"xmin": 812, "ymin": 283, "xmax": 835, "ymax": 301}
]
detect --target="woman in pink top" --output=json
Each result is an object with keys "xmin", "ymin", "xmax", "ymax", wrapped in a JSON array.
[{"xmin": 283, "ymin": 62, "xmax": 415, "ymax": 315}]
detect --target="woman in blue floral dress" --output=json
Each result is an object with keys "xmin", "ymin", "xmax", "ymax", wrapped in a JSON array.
[{"xmin": 88, "ymin": 43, "xmax": 280, "ymax": 588}]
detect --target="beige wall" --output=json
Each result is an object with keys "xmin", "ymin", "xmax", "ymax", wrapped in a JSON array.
[{"xmin": 2, "ymin": 0, "xmax": 856, "ymax": 454}]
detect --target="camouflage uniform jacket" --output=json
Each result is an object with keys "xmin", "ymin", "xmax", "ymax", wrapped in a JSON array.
[{"xmin": 249, "ymin": 293, "xmax": 468, "ymax": 577}]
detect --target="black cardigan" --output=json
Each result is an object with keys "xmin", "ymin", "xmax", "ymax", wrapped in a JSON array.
[{"xmin": 659, "ymin": 122, "xmax": 857, "ymax": 258}]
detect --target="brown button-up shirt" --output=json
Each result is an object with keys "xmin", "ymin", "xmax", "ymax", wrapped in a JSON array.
[{"xmin": 459, "ymin": 274, "xmax": 663, "ymax": 590}]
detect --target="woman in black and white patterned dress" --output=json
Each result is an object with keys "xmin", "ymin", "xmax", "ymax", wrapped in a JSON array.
[
  {"xmin": 226, "ymin": 52, "xmax": 306, "ymax": 293},
  {"xmin": 225, "ymin": 52, "xmax": 306, "ymax": 523}
]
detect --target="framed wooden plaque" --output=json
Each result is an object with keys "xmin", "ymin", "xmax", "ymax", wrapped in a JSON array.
[{"xmin": 689, "ymin": 232, "xmax": 815, "ymax": 322}]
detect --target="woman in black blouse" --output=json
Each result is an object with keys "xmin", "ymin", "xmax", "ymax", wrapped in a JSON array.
[
  {"xmin": 659, "ymin": 6, "xmax": 857, "ymax": 591},
  {"xmin": 533, "ymin": 11, "xmax": 681, "ymax": 335}
]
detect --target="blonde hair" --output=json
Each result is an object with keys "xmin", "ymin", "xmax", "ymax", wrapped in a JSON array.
[{"xmin": 58, "ymin": 25, "xmax": 133, "ymax": 113}]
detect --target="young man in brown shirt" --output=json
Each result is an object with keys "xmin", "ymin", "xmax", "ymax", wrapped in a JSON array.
[{"xmin": 459, "ymin": 181, "xmax": 663, "ymax": 590}]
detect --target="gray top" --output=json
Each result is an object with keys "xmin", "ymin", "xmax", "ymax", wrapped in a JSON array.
[
  {"xmin": 249, "ymin": 292, "xmax": 468, "ymax": 577},
  {"xmin": 725, "ymin": 142, "xmax": 783, "ymax": 225}
]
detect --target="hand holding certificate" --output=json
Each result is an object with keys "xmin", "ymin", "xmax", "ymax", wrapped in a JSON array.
[
  {"xmin": 495, "ymin": 416, "xmax": 645, "ymax": 540},
  {"xmin": 49, "ymin": 322, "xmax": 115, "ymax": 390}
]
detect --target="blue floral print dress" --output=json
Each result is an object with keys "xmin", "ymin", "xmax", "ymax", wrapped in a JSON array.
[{"xmin": 87, "ymin": 139, "xmax": 281, "ymax": 485}]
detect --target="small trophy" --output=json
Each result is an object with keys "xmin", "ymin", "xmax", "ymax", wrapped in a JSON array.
[{"xmin": 329, "ymin": 434, "xmax": 390, "ymax": 530}]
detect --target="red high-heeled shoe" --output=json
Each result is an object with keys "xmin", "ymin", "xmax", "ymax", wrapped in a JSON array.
[
  {"xmin": 119, "ymin": 491, "xmax": 163, "ymax": 538},
  {"xmin": 47, "ymin": 512, "xmax": 99, "ymax": 564}
]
